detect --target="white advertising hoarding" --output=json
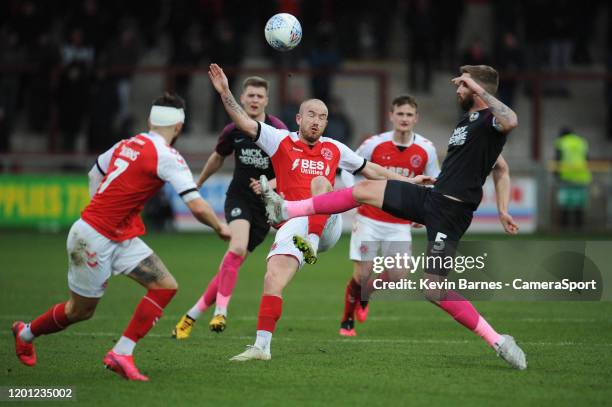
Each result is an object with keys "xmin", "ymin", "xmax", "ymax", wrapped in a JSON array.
[{"xmin": 167, "ymin": 175, "xmax": 537, "ymax": 234}]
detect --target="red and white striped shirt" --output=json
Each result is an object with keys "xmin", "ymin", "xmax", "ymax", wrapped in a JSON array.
[
  {"xmin": 82, "ymin": 132, "xmax": 199, "ymax": 241},
  {"xmin": 351, "ymin": 131, "xmax": 440, "ymax": 224}
]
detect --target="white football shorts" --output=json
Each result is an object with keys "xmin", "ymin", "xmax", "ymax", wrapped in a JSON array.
[
  {"xmin": 66, "ymin": 218, "xmax": 153, "ymax": 298},
  {"xmin": 267, "ymin": 214, "xmax": 342, "ymax": 268},
  {"xmin": 349, "ymin": 213, "xmax": 412, "ymax": 261}
]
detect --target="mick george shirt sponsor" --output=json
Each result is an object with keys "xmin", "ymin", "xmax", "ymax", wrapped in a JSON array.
[{"xmin": 238, "ymin": 148, "xmax": 270, "ymax": 169}]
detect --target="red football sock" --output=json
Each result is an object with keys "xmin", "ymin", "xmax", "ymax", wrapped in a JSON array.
[
  {"xmin": 256, "ymin": 295, "xmax": 283, "ymax": 333},
  {"xmin": 30, "ymin": 303, "xmax": 73, "ymax": 336},
  {"xmin": 308, "ymin": 215, "xmax": 329, "ymax": 237},
  {"xmin": 342, "ymin": 278, "xmax": 361, "ymax": 321},
  {"xmin": 123, "ymin": 289, "xmax": 176, "ymax": 342}
]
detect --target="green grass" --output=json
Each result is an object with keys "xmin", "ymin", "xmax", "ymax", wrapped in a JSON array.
[{"xmin": 1, "ymin": 232, "xmax": 611, "ymax": 406}]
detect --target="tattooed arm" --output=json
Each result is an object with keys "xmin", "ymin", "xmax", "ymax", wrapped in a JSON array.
[
  {"xmin": 452, "ymin": 73, "xmax": 519, "ymax": 133},
  {"xmin": 208, "ymin": 63, "xmax": 259, "ymax": 138}
]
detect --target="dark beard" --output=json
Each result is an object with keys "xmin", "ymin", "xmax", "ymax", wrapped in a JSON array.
[
  {"xmin": 460, "ymin": 95, "xmax": 474, "ymax": 112},
  {"xmin": 298, "ymin": 130, "xmax": 320, "ymax": 145},
  {"xmin": 302, "ymin": 134, "xmax": 318, "ymax": 144}
]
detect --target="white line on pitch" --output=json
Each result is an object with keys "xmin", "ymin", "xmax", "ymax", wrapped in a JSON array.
[
  {"xmin": 2, "ymin": 330, "xmax": 611, "ymax": 347},
  {"xmin": 0, "ymin": 315, "xmax": 609, "ymax": 323}
]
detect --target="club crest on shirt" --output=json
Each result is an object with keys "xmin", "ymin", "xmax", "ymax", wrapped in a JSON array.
[
  {"xmin": 410, "ymin": 154, "xmax": 422, "ymax": 168},
  {"xmin": 231, "ymin": 207, "xmax": 242, "ymax": 217},
  {"xmin": 321, "ymin": 147, "xmax": 334, "ymax": 161},
  {"xmin": 469, "ymin": 112, "xmax": 479, "ymax": 122}
]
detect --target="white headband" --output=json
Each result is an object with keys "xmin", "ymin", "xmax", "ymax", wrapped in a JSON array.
[{"xmin": 149, "ymin": 105, "xmax": 185, "ymax": 126}]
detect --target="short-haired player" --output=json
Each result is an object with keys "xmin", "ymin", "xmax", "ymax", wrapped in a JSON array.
[
  {"xmin": 262, "ymin": 65, "xmax": 527, "ymax": 369},
  {"xmin": 11, "ymin": 94, "xmax": 230, "ymax": 381},
  {"xmin": 339, "ymin": 95, "xmax": 440, "ymax": 336}
]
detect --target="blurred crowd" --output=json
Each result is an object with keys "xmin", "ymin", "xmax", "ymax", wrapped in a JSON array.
[{"xmin": 0, "ymin": 0, "xmax": 610, "ymax": 153}]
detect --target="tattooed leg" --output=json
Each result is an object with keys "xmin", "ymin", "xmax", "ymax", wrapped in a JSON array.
[
  {"xmin": 128, "ymin": 254, "xmax": 178, "ymax": 290},
  {"xmin": 113, "ymin": 254, "xmax": 178, "ymax": 363}
]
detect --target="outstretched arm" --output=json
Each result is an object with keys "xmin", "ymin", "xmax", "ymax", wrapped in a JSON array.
[
  {"xmin": 452, "ymin": 74, "xmax": 518, "ymax": 133},
  {"xmin": 360, "ymin": 161, "xmax": 435, "ymax": 185},
  {"xmin": 208, "ymin": 64, "xmax": 258, "ymax": 137},
  {"xmin": 492, "ymin": 155, "xmax": 518, "ymax": 234},
  {"xmin": 186, "ymin": 197, "xmax": 231, "ymax": 240},
  {"xmin": 196, "ymin": 151, "xmax": 226, "ymax": 188}
]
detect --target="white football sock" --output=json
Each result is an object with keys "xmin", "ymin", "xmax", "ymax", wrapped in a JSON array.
[
  {"xmin": 254, "ymin": 330, "xmax": 272, "ymax": 353},
  {"xmin": 113, "ymin": 336, "xmax": 136, "ymax": 356},
  {"xmin": 187, "ymin": 304, "xmax": 202, "ymax": 320},
  {"xmin": 214, "ymin": 305, "xmax": 227, "ymax": 317}
]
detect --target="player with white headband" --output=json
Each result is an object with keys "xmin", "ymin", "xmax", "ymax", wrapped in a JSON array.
[
  {"xmin": 11, "ymin": 93, "xmax": 231, "ymax": 381},
  {"xmin": 149, "ymin": 105, "xmax": 186, "ymax": 127}
]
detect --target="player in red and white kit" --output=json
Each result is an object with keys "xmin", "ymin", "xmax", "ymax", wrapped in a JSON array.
[
  {"xmin": 206, "ymin": 63, "xmax": 434, "ymax": 362},
  {"xmin": 339, "ymin": 95, "xmax": 440, "ymax": 336},
  {"xmin": 11, "ymin": 94, "xmax": 231, "ymax": 381}
]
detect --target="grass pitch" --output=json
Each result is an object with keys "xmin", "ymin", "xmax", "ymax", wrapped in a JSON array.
[{"xmin": 1, "ymin": 232, "xmax": 611, "ymax": 406}]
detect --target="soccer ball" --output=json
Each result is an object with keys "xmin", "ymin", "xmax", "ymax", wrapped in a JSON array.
[{"xmin": 264, "ymin": 13, "xmax": 302, "ymax": 52}]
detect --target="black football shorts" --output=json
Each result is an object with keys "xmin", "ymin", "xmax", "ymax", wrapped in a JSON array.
[
  {"xmin": 224, "ymin": 194, "xmax": 270, "ymax": 252},
  {"xmin": 382, "ymin": 180, "xmax": 474, "ymax": 276}
]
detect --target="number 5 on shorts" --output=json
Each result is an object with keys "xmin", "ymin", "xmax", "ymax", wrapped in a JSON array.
[
  {"xmin": 98, "ymin": 158, "xmax": 129, "ymax": 194},
  {"xmin": 432, "ymin": 232, "xmax": 447, "ymax": 252}
]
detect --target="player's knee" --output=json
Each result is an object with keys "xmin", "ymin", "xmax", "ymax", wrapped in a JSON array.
[
  {"xmin": 311, "ymin": 176, "xmax": 332, "ymax": 195},
  {"xmin": 423, "ymin": 288, "xmax": 446, "ymax": 303},
  {"xmin": 159, "ymin": 275, "xmax": 178, "ymax": 290},
  {"xmin": 353, "ymin": 262, "xmax": 369, "ymax": 281},
  {"xmin": 352, "ymin": 180, "xmax": 372, "ymax": 202},
  {"xmin": 228, "ymin": 245, "xmax": 248, "ymax": 258},
  {"xmin": 388, "ymin": 269, "xmax": 408, "ymax": 282}
]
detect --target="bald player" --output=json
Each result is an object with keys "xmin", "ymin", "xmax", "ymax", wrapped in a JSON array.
[{"xmin": 206, "ymin": 63, "xmax": 433, "ymax": 361}]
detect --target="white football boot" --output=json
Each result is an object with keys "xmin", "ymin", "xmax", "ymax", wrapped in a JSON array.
[
  {"xmin": 229, "ymin": 345, "xmax": 271, "ymax": 362},
  {"xmin": 494, "ymin": 334, "xmax": 527, "ymax": 370},
  {"xmin": 260, "ymin": 175, "xmax": 288, "ymax": 225}
]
